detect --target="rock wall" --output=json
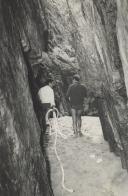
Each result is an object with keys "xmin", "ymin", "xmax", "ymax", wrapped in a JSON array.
[
  {"xmin": 0, "ymin": 0, "xmax": 53, "ymax": 195},
  {"xmin": 44, "ymin": 0, "xmax": 128, "ymax": 169},
  {"xmin": 1, "ymin": 0, "xmax": 128, "ymax": 194},
  {"xmin": 116, "ymin": 0, "xmax": 128, "ymax": 167},
  {"xmin": 116, "ymin": 0, "xmax": 128, "ymax": 96}
]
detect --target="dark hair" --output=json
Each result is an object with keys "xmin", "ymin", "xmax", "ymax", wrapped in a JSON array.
[
  {"xmin": 73, "ymin": 74, "xmax": 80, "ymax": 81},
  {"xmin": 45, "ymin": 78, "xmax": 54, "ymax": 85}
]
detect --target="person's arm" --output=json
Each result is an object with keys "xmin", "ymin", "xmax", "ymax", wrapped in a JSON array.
[
  {"xmin": 51, "ymin": 88, "xmax": 55, "ymax": 107},
  {"xmin": 83, "ymin": 86, "xmax": 88, "ymax": 105},
  {"xmin": 38, "ymin": 88, "xmax": 42, "ymax": 103}
]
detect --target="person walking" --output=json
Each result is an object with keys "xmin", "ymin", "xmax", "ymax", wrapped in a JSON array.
[{"xmin": 66, "ymin": 74, "xmax": 87, "ymax": 136}]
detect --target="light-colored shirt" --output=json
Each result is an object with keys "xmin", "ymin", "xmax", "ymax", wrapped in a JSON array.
[{"xmin": 38, "ymin": 85, "xmax": 55, "ymax": 106}]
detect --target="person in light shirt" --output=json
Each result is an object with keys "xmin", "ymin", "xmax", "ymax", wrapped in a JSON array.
[
  {"xmin": 38, "ymin": 78, "xmax": 55, "ymax": 131},
  {"xmin": 38, "ymin": 78, "xmax": 55, "ymax": 187}
]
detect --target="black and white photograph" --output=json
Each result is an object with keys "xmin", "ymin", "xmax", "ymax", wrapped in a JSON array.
[{"xmin": 1, "ymin": 0, "xmax": 128, "ymax": 195}]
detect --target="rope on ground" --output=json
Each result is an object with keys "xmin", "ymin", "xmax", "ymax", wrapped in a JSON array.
[{"xmin": 45, "ymin": 108, "xmax": 74, "ymax": 193}]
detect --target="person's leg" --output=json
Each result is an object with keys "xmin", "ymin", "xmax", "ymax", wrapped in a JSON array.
[
  {"xmin": 42, "ymin": 103, "xmax": 51, "ymax": 132},
  {"xmin": 71, "ymin": 108, "xmax": 77, "ymax": 135},
  {"xmin": 41, "ymin": 107, "xmax": 47, "ymax": 132},
  {"xmin": 77, "ymin": 109, "xmax": 83, "ymax": 136}
]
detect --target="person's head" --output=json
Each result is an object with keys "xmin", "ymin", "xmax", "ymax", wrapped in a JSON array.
[
  {"xmin": 46, "ymin": 78, "xmax": 54, "ymax": 88},
  {"xmin": 73, "ymin": 74, "xmax": 80, "ymax": 83}
]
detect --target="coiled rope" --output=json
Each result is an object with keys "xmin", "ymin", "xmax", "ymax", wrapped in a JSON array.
[{"xmin": 45, "ymin": 108, "xmax": 74, "ymax": 193}]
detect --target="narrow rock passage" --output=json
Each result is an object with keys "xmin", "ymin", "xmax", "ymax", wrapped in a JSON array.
[{"xmin": 46, "ymin": 116, "xmax": 128, "ymax": 196}]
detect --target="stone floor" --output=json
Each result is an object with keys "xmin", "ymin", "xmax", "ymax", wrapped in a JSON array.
[{"xmin": 46, "ymin": 116, "xmax": 128, "ymax": 196}]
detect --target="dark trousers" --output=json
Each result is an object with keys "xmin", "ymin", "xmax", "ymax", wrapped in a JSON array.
[
  {"xmin": 39, "ymin": 103, "xmax": 52, "ymax": 187},
  {"xmin": 40, "ymin": 103, "xmax": 51, "ymax": 132}
]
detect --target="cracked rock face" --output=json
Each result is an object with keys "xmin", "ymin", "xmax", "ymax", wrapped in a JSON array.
[
  {"xmin": 0, "ymin": 0, "xmax": 53, "ymax": 195},
  {"xmin": 45, "ymin": 0, "xmax": 128, "ymax": 169},
  {"xmin": 1, "ymin": 0, "xmax": 128, "ymax": 195},
  {"xmin": 116, "ymin": 0, "xmax": 128, "ymax": 96}
]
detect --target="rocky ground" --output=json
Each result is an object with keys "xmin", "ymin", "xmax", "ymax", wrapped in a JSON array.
[{"xmin": 46, "ymin": 116, "xmax": 128, "ymax": 196}]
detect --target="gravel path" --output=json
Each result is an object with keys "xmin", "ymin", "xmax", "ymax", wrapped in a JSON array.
[{"xmin": 46, "ymin": 116, "xmax": 128, "ymax": 196}]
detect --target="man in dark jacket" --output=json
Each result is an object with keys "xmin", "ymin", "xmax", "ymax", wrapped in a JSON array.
[{"xmin": 66, "ymin": 74, "xmax": 87, "ymax": 136}]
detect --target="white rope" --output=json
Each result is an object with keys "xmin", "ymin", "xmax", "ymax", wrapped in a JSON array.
[{"xmin": 45, "ymin": 108, "xmax": 74, "ymax": 193}]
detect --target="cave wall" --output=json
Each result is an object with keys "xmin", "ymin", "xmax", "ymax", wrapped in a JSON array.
[{"xmin": 0, "ymin": 0, "xmax": 53, "ymax": 195}]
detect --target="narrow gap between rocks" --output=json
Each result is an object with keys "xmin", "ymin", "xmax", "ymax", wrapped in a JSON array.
[{"xmin": 25, "ymin": 61, "xmax": 128, "ymax": 196}]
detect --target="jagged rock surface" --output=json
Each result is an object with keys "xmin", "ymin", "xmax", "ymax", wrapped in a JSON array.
[
  {"xmin": 44, "ymin": 0, "xmax": 128, "ymax": 169},
  {"xmin": 116, "ymin": 0, "xmax": 128, "ymax": 96},
  {"xmin": 1, "ymin": 0, "xmax": 128, "ymax": 195},
  {"xmin": 0, "ymin": 0, "xmax": 53, "ymax": 195}
]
